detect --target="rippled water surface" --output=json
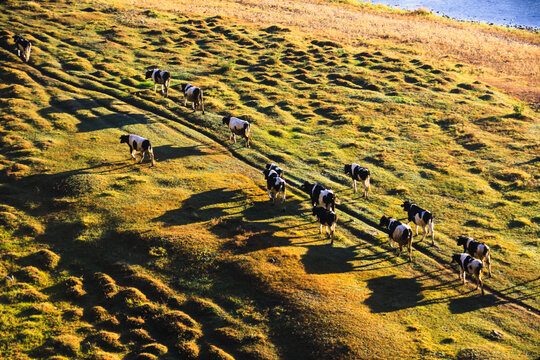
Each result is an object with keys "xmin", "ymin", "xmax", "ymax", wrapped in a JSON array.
[{"xmin": 367, "ymin": 0, "xmax": 540, "ymax": 28}]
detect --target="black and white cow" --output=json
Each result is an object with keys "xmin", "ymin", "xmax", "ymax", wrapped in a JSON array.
[
  {"xmin": 181, "ymin": 83, "xmax": 205, "ymax": 114},
  {"xmin": 344, "ymin": 163, "xmax": 371, "ymax": 199},
  {"xmin": 312, "ymin": 207, "xmax": 338, "ymax": 245},
  {"xmin": 456, "ymin": 236, "xmax": 492, "ymax": 277},
  {"xmin": 145, "ymin": 68, "xmax": 171, "ymax": 97},
  {"xmin": 263, "ymin": 168, "xmax": 286, "ymax": 205},
  {"xmin": 222, "ymin": 116, "xmax": 251, "ymax": 148},
  {"xmin": 13, "ymin": 35, "xmax": 31, "ymax": 63},
  {"xmin": 451, "ymin": 253, "xmax": 485, "ymax": 295},
  {"xmin": 402, "ymin": 201, "xmax": 434, "ymax": 245},
  {"xmin": 119, "ymin": 134, "xmax": 155, "ymax": 166},
  {"xmin": 301, "ymin": 181, "xmax": 335, "ymax": 212},
  {"xmin": 379, "ymin": 216, "xmax": 413, "ymax": 262},
  {"xmin": 265, "ymin": 163, "xmax": 284, "ymax": 178}
]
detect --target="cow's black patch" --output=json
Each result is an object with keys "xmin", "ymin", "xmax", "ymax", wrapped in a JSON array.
[
  {"xmin": 141, "ymin": 139, "xmax": 150, "ymax": 151},
  {"xmin": 462, "ymin": 255, "xmax": 473, "ymax": 269},
  {"xmin": 312, "ymin": 206, "xmax": 337, "ymax": 226},
  {"xmin": 421, "ymin": 211, "xmax": 432, "ymax": 224},
  {"xmin": 353, "ymin": 166, "xmax": 370, "ymax": 181}
]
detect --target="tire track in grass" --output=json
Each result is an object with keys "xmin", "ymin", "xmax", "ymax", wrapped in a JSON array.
[{"xmin": 2, "ymin": 43, "xmax": 538, "ymax": 317}]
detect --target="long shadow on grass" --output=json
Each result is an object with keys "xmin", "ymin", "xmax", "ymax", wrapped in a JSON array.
[
  {"xmin": 38, "ymin": 98, "xmax": 153, "ymax": 133},
  {"xmin": 78, "ymin": 112, "xmax": 152, "ymax": 133},
  {"xmin": 153, "ymin": 144, "xmax": 209, "ymax": 162},
  {"xmin": 448, "ymin": 294, "xmax": 501, "ymax": 314},
  {"xmin": 154, "ymin": 188, "xmax": 245, "ymax": 226},
  {"xmin": 365, "ymin": 275, "xmax": 426, "ymax": 313},
  {"xmin": 217, "ymin": 198, "xmax": 312, "ymax": 253},
  {"xmin": 3, "ymin": 161, "xmax": 136, "ymax": 215},
  {"xmin": 364, "ymin": 272, "xmax": 502, "ymax": 313},
  {"xmin": 301, "ymin": 244, "xmax": 359, "ymax": 274}
]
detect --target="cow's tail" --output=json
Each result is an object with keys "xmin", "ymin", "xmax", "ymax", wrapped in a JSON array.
[
  {"xmin": 365, "ymin": 175, "xmax": 371, "ymax": 192},
  {"xmin": 475, "ymin": 261, "xmax": 484, "ymax": 294},
  {"xmin": 244, "ymin": 122, "xmax": 251, "ymax": 147},
  {"xmin": 163, "ymin": 72, "xmax": 171, "ymax": 97},
  {"xmin": 406, "ymin": 227, "xmax": 413, "ymax": 245},
  {"xmin": 427, "ymin": 213, "xmax": 435, "ymax": 244},
  {"xmin": 476, "ymin": 261, "xmax": 484, "ymax": 276},
  {"xmin": 327, "ymin": 192, "xmax": 336, "ymax": 212},
  {"xmin": 25, "ymin": 43, "xmax": 31, "ymax": 63},
  {"xmin": 199, "ymin": 88, "xmax": 205, "ymax": 114}
]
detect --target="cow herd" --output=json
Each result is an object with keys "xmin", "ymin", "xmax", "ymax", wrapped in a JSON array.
[{"xmin": 10, "ymin": 34, "xmax": 493, "ymax": 295}]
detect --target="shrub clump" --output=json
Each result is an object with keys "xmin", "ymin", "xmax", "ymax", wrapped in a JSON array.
[
  {"xmin": 130, "ymin": 302, "xmax": 160, "ymax": 319},
  {"xmin": 124, "ymin": 316, "xmax": 145, "ymax": 328},
  {"xmin": 52, "ymin": 173, "xmax": 105, "ymax": 196},
  {"xmin": 86, "ymin": 352, "xmax": 120, "ymax": 360},
  {"xmin": 140, "ymin": 343, "xmax": 168, "ymax": 356},
  {"xmin": 213, "ymin": 327, "xmax": 243, "ymax": 345},
  {"xmin": 207, "ymin": 345, "xmax": 235, "ymax": 360},
  {"xmin": 93, "ymin": 272, "xmax": 118, "ymax": 299},
  {"xmin": 153, "ymin": 314, "xmax": 202, "ymax": 342},
  {"xmin": 124, "ymin": 273, "xmax": 175, "ymax": 303},
  {"xmin": 85, "ymin": 331, "xmax": 125, "ymax": 352},
  {"xmin": 115, "ymin": 287, "xmax": 148, "ymax": 307},
  {"xmin": 63, "ymin": 277, "xmax": 86, "ymax": 299},
  {"xmin": 85, "ymin": 306, "xmax": 109, "ymax": 323},
  {"xmin": 0, "ymin": 211, "xmax": 18, "ymax": 229},
  {"xmin": 175, "ymin": 341, "xmax": 199, "ymax": 359},
  {"xmin": 125, "ymin": 328, "xmax": 154, "ymax": 344},
  {"xmin": 2, "ymin": 288, "xmax": 47, "ymax": 303},
  {"xmin": 24, "ymin": 249, "xmax": 60, "ymax": 270},
  {"xmin": 134, "ymin": 354, "xmax": 157, "ymax": 360},
  {"xmin": 63, "ymin": 307, "xmax": 84, "ymax": 320},
  {"xmin": 47, "ymin": 335, "xmax": 81, "ymax": 357},
  {"xmin": 14, "ymin": 266, "xmax": 47, "ymax": 286}
]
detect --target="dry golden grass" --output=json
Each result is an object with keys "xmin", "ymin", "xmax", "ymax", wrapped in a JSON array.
[{"xmin": 104, "ymin": 0, "xmax": 540, "ymax": 103}]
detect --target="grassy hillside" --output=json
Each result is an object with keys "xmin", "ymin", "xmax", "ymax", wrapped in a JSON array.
[
  {"xmin": 0, "ymin": 0, "xmax": 538, "ymax": 359},
  {"xmin": 114, "ymin": 0, "xmax": 540, "ymax": 106}
]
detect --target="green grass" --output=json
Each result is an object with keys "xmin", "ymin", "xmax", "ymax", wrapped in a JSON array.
[{"xmin": 0, "ymin": 1, "xmax": 538, "ymax": 359}]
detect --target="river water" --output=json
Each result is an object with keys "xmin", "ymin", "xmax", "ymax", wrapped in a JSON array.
[{"xmin": 366, "ymin": 0, "xmax": 540, "ymax": 29}]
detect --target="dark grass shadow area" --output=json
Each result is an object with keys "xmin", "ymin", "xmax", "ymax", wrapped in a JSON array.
[
  {"xmin": 241, "ymin": 197, "xmax": 306, "ymax": 220},
  {"xmin": 448, "ymin": 294, "xmax": 500, "ymax": 314},
  {"xmin": 153, "ymin": 144, "xmax": 209, "ymax": 162},
  {"xmin": 153, "ymin": 188, "xmax": 245, "ymax": 226},
  {"xmin": 37, "ymin": 98, "xmax": 154, "ymax": 133},
  {"xmin": 216, "ymin": 200, "xmax": 312, "ymax": 253},
  {"xmin": 3, "ymin": 162, "xmax": 135, "ymax": 215},
  {"xmin": 301, "ymin": 244, "xmax": 359, "ymax": 274},
  {"xmin": 364, "ymin": 275, "xmax": 426, "ymax": 313},
  {"xmin": 364, "ymin": 270, "xmax": 502, "ymax": 314},
  {"xmin": 78, "ymin": 112, "xmax": 152, "ymax": 133}
]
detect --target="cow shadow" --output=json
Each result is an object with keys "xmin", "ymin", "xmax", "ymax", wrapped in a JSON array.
[
  {"xmin": 301, "ymin": 244, "xmax": 359, "ymax": 274},
  {"xmin": 216, "ymin": 199, "xmax": 312, "ymax": 253},
  {"xmin": 364, "ymin": 269, "xmax": 502, "ymax": 314},
  {"xmin": 77, "ymin": 112, "xmax": 152, "ymax": 133},
  {"xmin": 448, "ymin": 294, "xmax": 500, "ymax": 314},
  {"xmin": 364, "ymin": 275, "xmax": 426, "ymax": 313},
  {"xmin": 38, "ymin": 98, "xmax": 153, "ymax": 133},
  {"xmin": 153, "ymin": 144, "xmax": 209, "ymax": 162},
  {"xmin": 153, "ymin": 188, "xmax": 245, "ymax": 226},
  {"xmin": 3, "ymin": 161, "xmax": 136, "ymax": 216}
]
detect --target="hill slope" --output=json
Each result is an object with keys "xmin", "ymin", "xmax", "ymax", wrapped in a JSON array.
[{"xmin": 0, "ymin": 1, "xmax": 538, "ymax": 360}]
